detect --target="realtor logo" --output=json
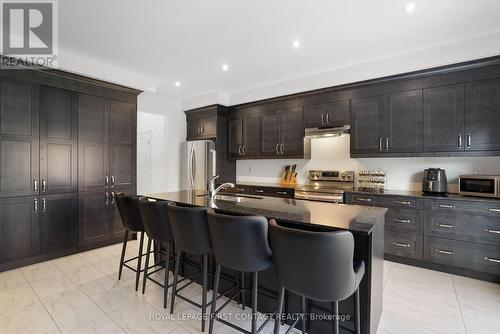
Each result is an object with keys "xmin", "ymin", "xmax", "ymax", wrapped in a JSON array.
[{"xmin": 1, "ymin": 0, "xmax": 58, "ymax": 68}]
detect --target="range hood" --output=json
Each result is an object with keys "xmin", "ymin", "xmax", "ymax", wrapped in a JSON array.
[{"xmin": 304, "ymin": 125, "xmax": 350, "ymax": 138}]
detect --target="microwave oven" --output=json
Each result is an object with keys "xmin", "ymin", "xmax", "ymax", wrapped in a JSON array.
[{"xmin": 458, "ymin": 175, "xmax": 500, "ymax": 198}]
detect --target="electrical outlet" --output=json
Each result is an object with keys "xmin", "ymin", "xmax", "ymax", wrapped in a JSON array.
[
  {"xmin": 474, "ymin": 168, "xmax": 481, "ymax": 175},
  {"xmin": 248, "ymin": 165, "xmax": 253, "ymax": 173}
]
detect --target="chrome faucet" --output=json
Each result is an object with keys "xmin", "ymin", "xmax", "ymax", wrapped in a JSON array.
[{"xmin": 208, "ymin": 175, "xmax": 235, "ymax": 200}]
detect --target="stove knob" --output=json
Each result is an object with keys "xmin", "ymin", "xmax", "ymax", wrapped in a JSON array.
[{"xmin": 341, "ymin": 173, "xmax": 346, "ymax": 179}]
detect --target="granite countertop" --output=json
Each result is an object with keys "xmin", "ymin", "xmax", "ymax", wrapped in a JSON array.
[
  {"xmin": 345, "ymin": 188, "xmax": 500, "ymax": 203},
  {"xmin": 231, "ymin": 181, "xmax": 297, "ymax": 189},
  {"xmin": 147, "ymin": 190, "xmax": 387, "ymax": 235}
]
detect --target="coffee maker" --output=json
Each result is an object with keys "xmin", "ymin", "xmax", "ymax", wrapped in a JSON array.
[{"xmin": 422, "ymin": 168, "xmax": 448, "ymax": 194}]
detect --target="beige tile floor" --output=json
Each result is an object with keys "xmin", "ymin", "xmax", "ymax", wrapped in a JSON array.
[{"xmin": 0, "ymin": 239, "xmax": 499, "ymax": 334}]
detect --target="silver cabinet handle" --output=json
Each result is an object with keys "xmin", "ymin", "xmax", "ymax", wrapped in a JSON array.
[
  {"xmin": 105, "ymin": 176, "xmax": 109, "ymax": 188},
  {"xmin": 236, "ymin": 188, "xmax": 246, "ymax": 192},
  {"xmin": 326, "ymin": 113, "xmax": 330, "ymax": 124},
  {"xmin": 275, "ymin": 143, "xmax": 279, "ymax": 155},
  {"xmin": 436, "ymin": 249, "xmax": 454, "ymax": 255},
  {"xmin": 254, "ymin": 189, "xmax": 264, "ymax": 193},
  {"xmin": 378, "ymin": 137, "xmax": 383, "ymax": 151},
  {"xmin": 485, "ymin": 229, "xmax": 500, "ymax": 234},
  {"xmin": 34, "ymin": 198, "xmax": 38, "ymax": 212},
  {"xmin": 243, "ymin": 146, "xmax": 246, "ymax": 155},
  {"xmin": 321, "ymin": 113, "xmax": 325, "ymax": 125},
  {"xmin": 393, "ymin": 218, "xmax": 411, "ymax": 224},
  {"xmin": 356, "ymin": 197, "xmax": 371, "ymax": 202},
  {"xmin": 466, "ymin": 133, "xmax": 471, "ymax": 148},
  {"xmin": 458, "ymin": 133, "xmax": 462, "ymax": 148},
  {"xmin": 385, "ymin": 137, "xmax": 390, "ymax": 151},
  {"xmin": 394, "ymin": 200, "xmax": 411, "ymax": 205},
  {"xmin": 33, "ymin": 180, "xmax": 38, "ymax": 192},
  {"xmin": 438, "ymin": 204, "xmax": 455, "ymax": 209},
  {"xmin": 488, "ymin": 208, "xmax": 500, "ymax": 213},
  {"xmin": 437, "ymin": 223, "xmax": 454, "ymax": 229},
  {"xmin": 276, "ymin": 191, "xmax": 288, "ymax": 195},
  {"xmin": 280, "ymin": 143, "xmax": 284, "ymax": 154},
  {"xmin": 105, "ymin": 192, "xmax": 109, "ymax": 206},
  {"xmin": 42, "ymin": 198, "xmax": 46, "ymax": 212},
  {"xmin": 41, "ymin": 180, "xmax": 46, "ymax": 192},
  {"xmin": 200, "ymin": 124, "xmax": 204, "ymax": 134},
  {"xmin": 238, "ymin": 145, "xmax": 242, "ymax": 155},
  {"xmin": 484, "ymin": 257, "xmax": 500, "ymax": 263},
  {"xmin": 393, "ymin": 242, "xmax": 410, "ymax": 248},
  {"xmin": 111, "ymin": 192, "xmax": 115, "ymax": 204},
  {"xmin": 111, "ymin": 176, "xmax": 115, "ymax": 187}
]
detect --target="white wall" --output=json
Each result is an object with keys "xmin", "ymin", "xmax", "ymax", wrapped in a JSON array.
[
  {"xmin": 137, "ymin": 92, "xmax": 187, "ymax": 194},
  {"xmin": 236, "ymin": 135, "xmax": 500, "ymax": 192}
]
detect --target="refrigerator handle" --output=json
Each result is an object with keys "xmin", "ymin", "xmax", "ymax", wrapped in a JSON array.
[{"xmin": 191, "ymin": 145, "xmax": 196, "ymax": 189}]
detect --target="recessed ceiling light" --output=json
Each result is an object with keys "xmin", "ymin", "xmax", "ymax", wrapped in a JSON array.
[
  {"xmin": 405, "ymin": 2, "xmax": 416, "ymax": 13},
  {"xmin": 174, "ymin": 81, "xmax": 181, "ymax": 87},
  {"xmin": 221, "ymin": 64, "xmax": 229, "ymax": 71},
  {"xmin": 292, "ymin": 40, "xmax": 301, "ymax": 49}
]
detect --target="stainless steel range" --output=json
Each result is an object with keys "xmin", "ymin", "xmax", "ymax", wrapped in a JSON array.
[{"xmin": 294, "ymin": 170, "xmax": 355, "ymax": 203}]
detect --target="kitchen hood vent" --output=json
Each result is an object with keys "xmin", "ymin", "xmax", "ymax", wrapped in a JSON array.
[{"xmin": 304, "ymin": 125, "xmax": 350, "ymax": 138}]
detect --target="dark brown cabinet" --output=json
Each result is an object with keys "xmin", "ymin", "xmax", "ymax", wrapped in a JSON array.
[
  {"xmin": 78, "ymin": 190, "xmax": 110, "ymax": 246},
  {"xmin": 0, "ymin": 77, "xmax": 39, "ymax": 198},
  {"xmin": 350, "ymin": 96, "xmax": 385, "ymax": 155},
  {"xmin": 260, "ymin": 111, "xmax": 281, "ymax": 156},
  {"xmin": 0, "ymin": 196, "xmax": 39, "ymax": 264},
  {"xmin": 304, "ymin": 100, "xmax": 350, "ymax": 128},
  {"xmin": 229, "ymin": 111, "xmax": 260, "ymax": 158},
  {"xmin": 186, "ymin": 114, "xmax": 217, "ymax": 140},
  {"xmin": 39, "ymin": 193, "xmax": 78, "ymax": 254},
  {"xmin": 465, "ymin": 78, "xmax": 500, "ymax": 151},
  {"xmin": 423, "ymin": 84, "xmax": 465, "ymax": 152}
]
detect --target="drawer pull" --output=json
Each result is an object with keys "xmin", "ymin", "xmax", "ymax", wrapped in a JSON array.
[
  {"xmin": 393, "ymin": 218, "xmax": 411, "ymax": 224},
  {"xmin": 485, "ymin": 229, "xmax": 500, "ymax": 234},
  {"xmin": 394, "ymin": 200, "xmax": 411, "ymax": 205},
  {"xmin": 488, "ymin": 208, "xmax": 500, "ymax": 213},
  {"xmin": 356, "ymin": 197, "xmax": 372, "ymax": 202},
  {"xmin": 436, "ymin": 249, "xmax": 454, "ymax": 255},
  {"xmin": 236, "ymin": 188, "xmax": 246, "ymax": 192},
  {"xmin": 484, "ymin": 257, "xmax": 500, "ymax": 264},
  {"xmin": 276, "ymin": 191, "xmax": 288, "ymax": 195},
  {"xmin": 438, "ymin": 204, "xmax": 455, "ymax": 209},
  {"xmin": 254, "ymin": 189, "xmax": 264, "ymax": 193},
  {"xmin": 393, "ymin": 242, "xmax": 410, "ymax": 248},
  {"xmin": 437, "ymin": 223, "xmax": 455, "ymax": 229}
]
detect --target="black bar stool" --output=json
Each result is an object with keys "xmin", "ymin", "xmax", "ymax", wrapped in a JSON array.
[
  {"xmin": 168, "ymin": 202, "xmax": 214, "ymax": 332},
  {"xmin": 268, "ymin": 220, "xmax": 365, "ymax": 334},
  {"xmin": 115, "ymin": 193, "xmax": 151, "ymax": 291},
  {"xmin": 207, "ymin": 209, "xmax": 273, "ymax": 334},
  {"xmin": 138, "ymin": 198, "xmax": 175, "ymax": 308}
]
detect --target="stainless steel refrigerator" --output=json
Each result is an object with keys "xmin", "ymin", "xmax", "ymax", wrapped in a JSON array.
[{"xmin": 187, "ymin": 140, "xmax": 216, "ymax": 191}]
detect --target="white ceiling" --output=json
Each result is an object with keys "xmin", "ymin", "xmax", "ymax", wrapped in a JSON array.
[{"xmin": 59, "ymin": 0, "xmax": 500, "ymax": 99}]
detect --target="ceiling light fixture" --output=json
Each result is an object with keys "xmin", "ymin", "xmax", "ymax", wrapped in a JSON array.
[
  {"xmin": 292, "ymin": 39, "xmax": 301, "ymax": 49},
  {"xmin": 174, "ymin": 81, "xmax": 181, "ymax": 87},
  {"xmin": 221, "ymin": 64, "xmax": 229, "ymax": 71},
  {"xmin": 405, "ymin": 2, "xmax": 416, "ymax": 13}
]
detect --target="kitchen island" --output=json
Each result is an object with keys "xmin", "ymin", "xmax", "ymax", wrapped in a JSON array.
[{"xmin": 148, "ymin": 190, "xmax": 386, "ymax": 334}]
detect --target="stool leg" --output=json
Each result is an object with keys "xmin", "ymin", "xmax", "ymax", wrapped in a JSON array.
[
  {"xmin": 142, "ymin": 237, "xmax": 152, "ymax": 294},
  {"xmin": 209, "ymin": 263, "xmax": 221, "ymax": 334},
  {"xmin": 135, "ymin": 232, "xmax": 145, "ymax": 291},
  {"xmin": 354, "ymin": 287, "xmax": 360, "ymax": 334},
  {"xmin": 163, "ymin": 242, "xmax": 171, "ymax": 309},
  {"xmin": 274, "ymin": 287, "xmax": 285, "ymax": 334},
  {"xmin": 170, "ymin": 249, "xmax": 181, "ymax": 314},
  {"xmin": 301, "ymin": 296, "xmax": 306, "ymax": 334},
  {"xmin": 118, "ymin": 230, "xmax": 129, "ymax": 280},
  {"xmin": 251, "ymin": 272, "xmax": 258, "ymax": 334},
  {"xmin": 201, "ymin": 254, "xmax": 208, "ymax": 332},
  {"xmin": 332, "ymin": 301, "xmax": 339, "ymax": 334},
  {"xmin": 240, "ymin": 271, "xmax": 246, "ymax": 310}
]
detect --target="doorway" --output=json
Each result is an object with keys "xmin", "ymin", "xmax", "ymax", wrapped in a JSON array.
[{"xmin": 137, "ymin": 131, "xmax": 152, "ymax": 195}]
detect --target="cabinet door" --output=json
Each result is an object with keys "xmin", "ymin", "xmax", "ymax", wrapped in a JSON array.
[
  {"xmin": 39, "ymin": 193, "xmax": 78, "ymax": 254},
  {"xmin": 39, "ymin": 86, "xmax": 78, "ymax": 194},
  {"xmin": 350, "ymin": 96, "xmax": 385, "ymax": 155},
  {"xmin": 465, "ymin": 78, "xmax": 500, "ymax": 151},
  {"xmin": 79, "ymin": 190, "xmax": 110, "ymax": 245},
  {"xmin": 186, "ymin": 117, "xmax": 201, "ymax": 140},
  {"xmin": 281, "ymin": 107, "xmax": 304, "ymax": 156},
  {"xmin": 242, "ymin": 112, "xmax": 260, "ymax": 156},
  {"xmin": 228, "ymin": 116, "xmax": 242, "ymax": 157},
  {"xmin": 78, "ymin": 94, "xmax": 109, "ymax": 192},
  {"xmin": 328, "ymin": 100, "xmax": 350, "ymax": 127},
  {"xmin": 423, "ymin": 84, "xmax": 465, "ymax": 152},
  {"xmin": 0, "ymin": 196, "xmax": 39, "ymax": 263},
  {"xmin": 385, "ymin": 90, "xmax": 422, "ymax": 153},
  {"xmin": 108, "ymin": 187, "xmax": 133, "ymax": 241},
  {"xmin": 200, "ymin": 117, "xmax": 217, "ymax": 138},
  {"xmin": 304, "ymin": 103, "xmax": 329, "ymax": 128},
  {"xmin": 0, "ymin": 77, "xmax": 39, "ymax": 198},
  {"xmin": 261, "ymin": 111, "xmax": 281, "ymax": 156},
  {"xmin": 109, "ymin": 100, "xmax": 136, "ymax": 190}
]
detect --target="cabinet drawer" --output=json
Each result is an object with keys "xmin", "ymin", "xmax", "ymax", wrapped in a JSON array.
[
  {"xmin": 249, "ymin": 186, "xmax": 293, "ymax": 198},
  {"xmin": 385, "ymin": 208, "xmax": 423, "ymax": 234},
  {"xmin": 377, "ymin": 196, "xmax": 423, "ymax": 209},
  {"xmin": 219, "ymin": 185, "xmax": 250, "ymax": 195},
  {"xmin": 384, "ymin": 231, "xmax": 423, "ymax": 260},
  {"xmin": 345, "ymin": 193, "xmax": 377, "ymax": 206},
  {"xmin": 424, "ymin": 211, "xmax": 500, "ymax": 246},
  {"xmin": 426, "ymin": 199, "xmax": 500, "ymax": 216},
  {"xmin": 424, "ymin": 236, "xmax": 500, "ymax": 275}
]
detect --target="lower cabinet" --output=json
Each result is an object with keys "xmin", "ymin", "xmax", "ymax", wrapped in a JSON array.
[
  {"xmin": 385, "ymin": 231, "xmax": 423, "ymax": 260},
  {"xmin": 39, "ymin": 193, "xmax": 79, "ymax": 254},
  {"xmin": 0, "ymin": 196, "xmax": 39, "ymax": 264}
]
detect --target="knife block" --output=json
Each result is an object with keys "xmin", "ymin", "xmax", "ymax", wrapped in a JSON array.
[{"xmin": 280, "ymin": 166, "xmax": 298, "ymax": 186}]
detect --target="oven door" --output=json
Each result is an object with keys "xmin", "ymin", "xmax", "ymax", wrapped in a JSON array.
[
  {"xmin": 294, "ymin": 191, "xmax": 344, "ymax": 203},
  {"xmin": 458, "ymin": 176, "xmax": 499, "ymax": 198}
]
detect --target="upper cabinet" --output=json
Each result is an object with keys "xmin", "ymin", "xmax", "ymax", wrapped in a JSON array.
[
  {"xmin": 229, "ymin": 110, "xmax": 260, "ymax": 158},
  {"xmin": 304, "ymin": 100, "xmax": 350, "ymax": 128},
  {"xmin": 185, "ymin": 105, "xmax": 224, "ymax": 141},
  {"xmin": 350, "ymin": 96, "xmax": 385, "ymax": 155}
]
